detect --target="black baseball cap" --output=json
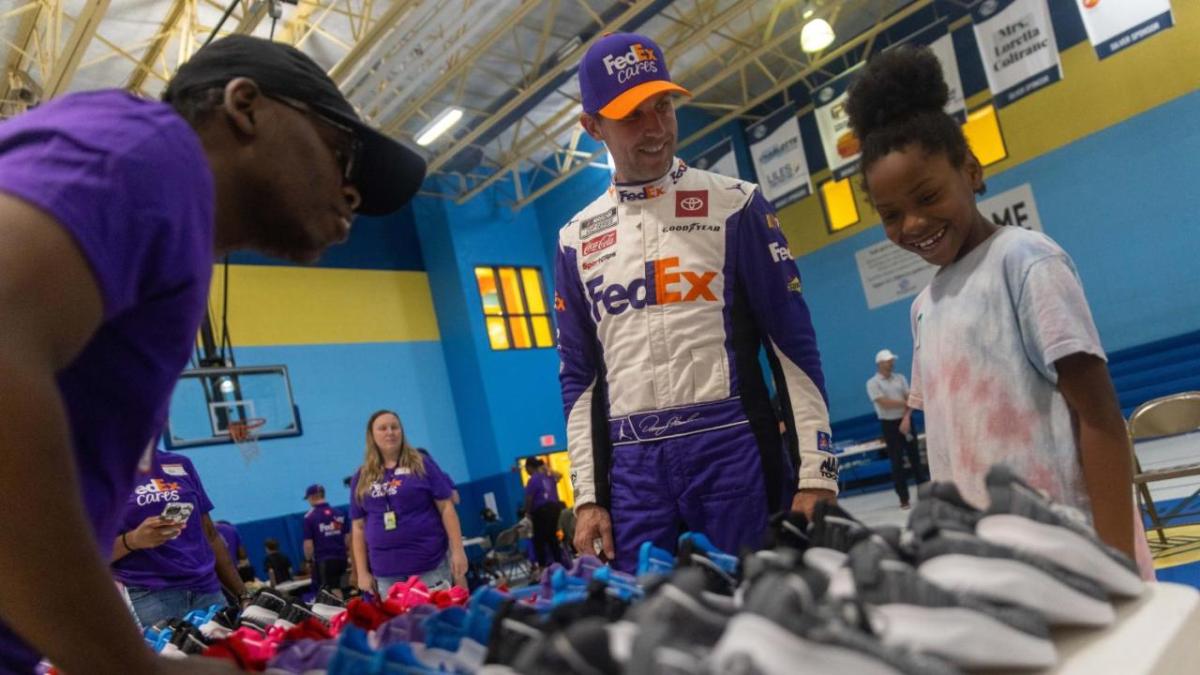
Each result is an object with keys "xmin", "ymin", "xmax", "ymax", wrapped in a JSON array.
[{"xmin": 163, "ymin": 35, "xmax": 426, "ymax": 216}]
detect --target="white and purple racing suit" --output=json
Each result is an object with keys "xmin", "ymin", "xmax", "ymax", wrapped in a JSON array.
[{"xmin": 554, "ymin": 158, "xmax": 838, "ymax": 571}]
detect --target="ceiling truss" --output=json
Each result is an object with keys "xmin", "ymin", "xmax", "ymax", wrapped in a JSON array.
[{"xmin": 0, "ymin": 0, "xmax": 925, "ymax": 210}]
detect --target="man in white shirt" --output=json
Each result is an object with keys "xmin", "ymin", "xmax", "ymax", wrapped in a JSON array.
[{"xmin": 866, "ymin": 349, "xmax": 924, "ymax": 508}]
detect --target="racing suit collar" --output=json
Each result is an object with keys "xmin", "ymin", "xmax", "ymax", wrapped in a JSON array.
[{"xmin": 608, "ymin": 157, "xmax": 688, "ymax": 204}]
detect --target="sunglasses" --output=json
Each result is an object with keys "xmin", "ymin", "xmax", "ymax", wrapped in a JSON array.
[{"xmin": 270, "ymin": 95, "xmax": 361, "ymax": 183}]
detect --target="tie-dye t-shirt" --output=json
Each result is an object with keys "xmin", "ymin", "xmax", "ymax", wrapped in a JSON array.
[{"xmin": 908, "ymin": 226, "xmax": 1104, "ymax": 514}]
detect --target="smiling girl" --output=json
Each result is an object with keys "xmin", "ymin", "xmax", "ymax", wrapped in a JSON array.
[{"xmin": 846, "ymin": 45, "xmax": 1149, "ymax": 570}]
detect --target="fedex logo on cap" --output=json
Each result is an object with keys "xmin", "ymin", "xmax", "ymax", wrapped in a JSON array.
[
  {"xmin": 586, "ymin": 257, "xmax": 718, "ymax": 321},
  {"xmin": 603, "ymin": 43, "xmax": 659, "ymax": 83}
]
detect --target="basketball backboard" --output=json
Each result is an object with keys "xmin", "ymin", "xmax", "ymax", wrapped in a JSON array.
[{"xmin": 164, "ymin": 365, "xmax": 302, "ymax": 449}]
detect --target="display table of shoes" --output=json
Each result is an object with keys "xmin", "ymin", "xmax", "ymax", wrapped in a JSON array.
[{"xmin": 994, "ymin": 582, "xmax": 1200, "ymax": 675}]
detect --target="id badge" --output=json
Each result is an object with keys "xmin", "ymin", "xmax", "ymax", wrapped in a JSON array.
[{"xmin": 383, "ymin": 511, "xmax": 397, "ymax": 531}]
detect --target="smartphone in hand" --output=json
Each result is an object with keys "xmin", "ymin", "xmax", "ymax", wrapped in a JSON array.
[{"xmin": 161, "ymin": 501, "xmax": 194, "ymax": 524}]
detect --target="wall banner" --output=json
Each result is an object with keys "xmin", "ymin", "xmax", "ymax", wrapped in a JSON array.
[
  {"xmin": 812, "ymin": 68, "xmax": 862, "ymax": 180},
  {"xmin": 746, "ymin": 105, "xmax": 812, "ymax": 209},
  {"xmin": 972, "ymin": 0, "xmax": 1063, "ymax": 107},
  {"xmin": 1075, "ymin": 0, "xmax": 1173, "ymax": 60}
]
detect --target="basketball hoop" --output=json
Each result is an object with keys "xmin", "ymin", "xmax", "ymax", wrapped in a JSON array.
[{"xmin": 227, "ymin": 417, "xmax": 266, "ymax": 464}]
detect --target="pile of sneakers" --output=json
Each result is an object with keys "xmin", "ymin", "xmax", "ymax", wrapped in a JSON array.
[{"xmin": 128, "ymin": 464, "xmax": 1142, "ymax": 673}]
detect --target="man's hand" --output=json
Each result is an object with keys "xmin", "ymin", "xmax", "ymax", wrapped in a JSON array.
[
  {"xmin": 127, "ymin": 516, "xmax": 183, "ymax": 550},
  {"xmin": 572, "ymin": 504, "xmax": 614, "ymax": 561},
  {"xmin": 791, "ymin": 489, "xmax": 836, "ymax": 517},
  {"xmin": 899, "ymin": 415, "xmax": 912, "ymax": 437}
]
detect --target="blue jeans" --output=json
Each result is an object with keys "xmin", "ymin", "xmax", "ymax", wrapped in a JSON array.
[
  {"xmin": 376, "ymin": 555, "xmax": 452, "ymax": 594},
  {"xmin": 125, "ymin": 586, "xmax": 226, "ymax": 627}
]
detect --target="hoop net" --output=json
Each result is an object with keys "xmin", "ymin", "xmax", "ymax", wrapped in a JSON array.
[{"xmin": 228, "ymin": 417, "xmax": 266, "ymax": 464}]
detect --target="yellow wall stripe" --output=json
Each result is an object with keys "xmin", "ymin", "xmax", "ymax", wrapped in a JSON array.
[
  {"xmin": 209, "ymin": 265, "xmax": 441, "ymax": 346},
  {"xmin": 780, "ymin": 1, "xmax": 1200, "ymax": 257}
]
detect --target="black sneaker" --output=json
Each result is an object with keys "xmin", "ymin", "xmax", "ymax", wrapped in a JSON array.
[
  {"xmin": 484, "ymin": 598, "xmax": 545, "ymax": 666},
  {"xmin": 315, "ymin": 589, "xmax": 346, "ymax": 607},
  {"xmin": 624, "ymin": 568, "xmax": 736, "ymax": 675},
  {"xmin": 239, "ymin": 589, "xmax": 288, "ymax": 630},
  {"xmin": 276, "ymin": 602, "xmax": 323, "ymax": 629},
  {"xmin": 510, "ymin": 617, "xmax": 622, "ymax": 675},
  {"xmin": 765, "ymin": 510, "xmax": 812, "ymax": 552},
  {"xmin": 199, "ymin": 605, "xmax": 240, "ymax": 640},
  {"xmin": 166, "ymin": 620, "xmax": 208, "ymax": 656}
]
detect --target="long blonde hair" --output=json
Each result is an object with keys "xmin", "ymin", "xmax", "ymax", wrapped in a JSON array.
[{"xmin": 355, "ymin": 409, "xmax": 426, "ymax": 505}]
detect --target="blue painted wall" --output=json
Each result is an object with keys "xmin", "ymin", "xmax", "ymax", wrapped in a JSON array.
[
  {"xmin": 801, "ymin": 91, "xmax": 1200, "ymax": 423},
  {"xmin": 410, "ymin": 177, "xmax": 566, "ymax": 539},
  {"xmin": 189, "ymin": 341, "xmax": 468, "ymax": 524}
]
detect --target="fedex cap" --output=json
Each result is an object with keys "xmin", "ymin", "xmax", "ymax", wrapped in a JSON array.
[{"xmin": 579, "ymin": 33, "xmax": 691, "ymax": 120}]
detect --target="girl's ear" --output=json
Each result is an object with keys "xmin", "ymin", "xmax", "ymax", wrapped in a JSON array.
[{"xmin": 964, "ymin": 150, "xmax": 986, "ymax": 196}]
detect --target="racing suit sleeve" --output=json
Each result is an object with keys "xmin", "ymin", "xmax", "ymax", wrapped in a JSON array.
[
  {"xmin": 733, "ymin": 189, "xmax": 838, "ymax": 493},
  {"xmin": 554, "ymin": 239, "xmax": 609, "ymax": 510}
]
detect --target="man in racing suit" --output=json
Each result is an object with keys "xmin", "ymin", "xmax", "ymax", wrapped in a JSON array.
[{"xmin": 556, "ymin": 33, "xmax": 838, "ymax": 572}]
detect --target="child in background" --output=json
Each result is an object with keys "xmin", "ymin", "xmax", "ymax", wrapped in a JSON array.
[
  {"xmin": 845, "ymin": 45, "xmax": 1151, "ymax": 574},
  {"xmin": 264, "ymin": 538, "xmax": 294, "ymax": 587}
]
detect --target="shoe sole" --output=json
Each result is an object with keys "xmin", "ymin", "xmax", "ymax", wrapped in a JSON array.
[
  {"xmin": 977, "ymin": 514, "xmax": 1143, "ymax": 597},
  {"xmin": 919, "ymin": 554, "xmax": 1114, "ymax": 626},
  {"xmin": 711, "ymin": 613, "xmax": 918, "ymax": 675},
  {"xmin": 868, "ymin": 603, "xmax": 1057, "ymax": 669}
]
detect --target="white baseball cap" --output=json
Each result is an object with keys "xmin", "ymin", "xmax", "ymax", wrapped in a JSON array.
[{"xmin": 875, "ymin": 349, "xmax": 898, "ymax": 364}]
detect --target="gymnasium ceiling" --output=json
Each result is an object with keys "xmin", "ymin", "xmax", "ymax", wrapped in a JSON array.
[{"xmin": 0, "ymin": 0, "xmax": 959, "ymax": 208}]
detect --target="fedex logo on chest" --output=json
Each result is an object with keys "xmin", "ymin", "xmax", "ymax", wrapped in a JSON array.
[{"xmin": 586, "ymin": 257, "xmax": 718, "ymax": 321}]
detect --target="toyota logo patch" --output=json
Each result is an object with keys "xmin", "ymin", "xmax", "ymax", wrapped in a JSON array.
[{"xmin": 675, "ymin": 190, "xmax": 708, "ymax": 217}]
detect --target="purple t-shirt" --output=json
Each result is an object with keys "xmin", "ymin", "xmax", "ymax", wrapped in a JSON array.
[
  {"xmin": 112, "ymin": 452, "xmax": 219, "ymax": 592},
  {"xmin": 349, "ymin": 455, "xmax": 454, "ymax": 577},
  {"xmin": 525, "ymin": 472, "xmax": 560, "ymax": 511},
  {"xmin": 304, "ymin": 502, "xmax": 348, "ymax": 562},
  {"xmin": 215, "ymin": 521, "xmax": 242, "ymax": 559},
  {"xmin": 0, "ymin": 91, "xmax": 212, "ymax": 671}
]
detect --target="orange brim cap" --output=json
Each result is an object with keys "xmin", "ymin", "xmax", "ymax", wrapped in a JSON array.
[{"xmin": 598, "ymin": 80, "xmax": 692, "ymax": 120}]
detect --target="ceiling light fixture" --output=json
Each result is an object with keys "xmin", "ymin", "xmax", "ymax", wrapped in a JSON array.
[
  {"xmin": 800, "ymin": 18, "xmax": 835, "ymax": 53},
  {"xmin": 416, "ymin": 107, "xmax": 463, "ymax": 146}
]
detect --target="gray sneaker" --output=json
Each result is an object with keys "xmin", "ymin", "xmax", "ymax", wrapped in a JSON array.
[
  {"xmin": 846, "ymin": 538, "xmax": 1057, "ymax": 669},
  {"xmin": 909, "ymin": 481, "xmax": 1115, "ymax": 626},
  {"xmin": 708, "ymin": 570, "xmax": 959, "ymax": 675},
  {"xmin": 978, "ymin": 465, "xmax": 1143, "ymax": 597}
]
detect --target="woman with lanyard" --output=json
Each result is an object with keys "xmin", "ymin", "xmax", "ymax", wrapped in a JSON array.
[
  {"xmin": 350, "ymin": 410, "xmax": 468, "ymax": 594},
  {"xmin": 111, "ymin": 448, "xmax": 251, "ymax": 627}
]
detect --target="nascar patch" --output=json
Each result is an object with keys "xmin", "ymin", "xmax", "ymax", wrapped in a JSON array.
[{"xmin": 579, "ymin": 208, "xmax": 617, "ymax": 238}]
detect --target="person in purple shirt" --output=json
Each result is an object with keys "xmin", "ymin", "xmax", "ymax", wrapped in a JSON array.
[
  {"xmin": 350, "ymin": 411, "xmax": 468, "ymax": 593},
  {"xmin": 214, "ymin": 520, "xmax": 255, "ymax": 582},
  {"xmin": 0, "ymin": 35, "xmax": 424, "ymax": 675},
  {"xmin": 111, "ymin": 451, "xmax": 249, "ymax": 626},
  {"xmin": 214, "ymin": 521, "xmax": 243, "ymax": 563},
  {"xmin": 302, "ymin": 484, "xmax": 349, "ymax": 596},
  {"xmin": 523, "ymin": 457, "xmax": 566, "ymax": 568}
]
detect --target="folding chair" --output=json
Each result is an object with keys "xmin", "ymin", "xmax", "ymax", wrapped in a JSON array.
[
  {"xmin": 1128, "ymin": 392, "xmax": 1200, "ymax": 544},
  {"xmin": 486, "ymin": 526, "xmax": 534, "ymax": 584}
]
